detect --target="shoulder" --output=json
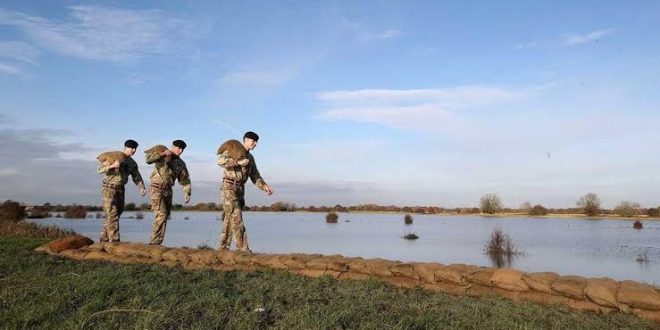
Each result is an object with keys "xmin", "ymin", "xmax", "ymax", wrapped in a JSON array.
[{"xmin": 124, "ymin": 157, "xmax": 138, "ymax": 166}]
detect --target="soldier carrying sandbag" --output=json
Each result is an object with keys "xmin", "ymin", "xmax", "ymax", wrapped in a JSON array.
[
  {"xmin": 217, "ymin": 131, "xmax": 273, "ymax": 252},
  {"xmin": 96, "ymin": 139, "xmax": 146, "ymax": 243},
  {"xmin": 145, "ymin": 140, "xmax": 191, "ymax": 245}
]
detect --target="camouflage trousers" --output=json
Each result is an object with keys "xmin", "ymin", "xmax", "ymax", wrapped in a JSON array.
[
  {"xmin": 219, "ymin": 182, "xmax": 250, "ymax": 251},
  {"xmin": 100, "ymin": 185, "xmax": 125, "ymax": 242},
  {"xmin": 149, "ymin": 184, "xmax": 173, "ymax": 245}
]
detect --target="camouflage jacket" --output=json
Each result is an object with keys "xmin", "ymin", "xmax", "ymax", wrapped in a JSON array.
[
  {"xmin": 217, "ymin": 151, "xmax": 267, "ymax": 190},
  {"xmin": 97, "ymin": 156, "xmax": 144, "ymax": 187},
  {"xmin": 146, "ymin": 153, "xmax": 191, "ymax": 198}
]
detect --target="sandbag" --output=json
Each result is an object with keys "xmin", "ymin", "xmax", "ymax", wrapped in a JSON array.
[
  {"xmin": 491, "ymin": 268, "xmax": 529, "ymax": 292},
  {"xmin": 617, "ymin": 280, "xmax": 660, "ymax": 311},
  {"xmin": 188, "ymin": 250, "xmax": 220, "ymax": 266},
  {"xmin": 433, "ymin": 264, "xmax": 476, "ymax": 285},
  {"xmin": 465, "ymin": 268, "xmax": 496, "ymax": 287},
  {"xmin": 346, "ymin": 258, "xmax": 372, "ymax": 275},
  {"xmin": 368, "ymin": 259, "xmax": 398, "ymax": 277},
  {"xmin": 281, "ymin": 254, "xmax": 318, "ymax": 270},
  {"xmin": 632, "ymin": 309, "xmax": 660, "ymax": 323},
  {"xmin": 306, "ymin": 255, "xmax": 349, "ymax": 272},
  {"xmin": 381, "ymin": 276, "xmax": 419, "ymax": 288},
  {"xmin": 144, "ymin": 144, "xmax": 168, "ymax": 157},
  {"xmin": 390, "ymin": 263, "xmax": 420, "ymax": 281},
  {"xmin": 584, "ymin": 277, "xmax": 619, "ymax": 308},
  {"xmin": 97, "ymin": 151, "xmax": 127, "ymax": 164},
  {"xmin": 217, "ymin": 139, "xmax": 247, "ymax": 161},
  {"xmin": 217, "ymin": 250, "xmax": 239, "ymax": 265},
  {"xmin": 415, "ymin": 263, "xmax": 445, "ymax": 284},
  {"xmin": 162, "ymin": 249, "xmax": 191, "ymax": 265},
  {"xmin": 523, "ymin": 272, "xmax": 559, "ymax": 294},
  {"xmin": 551, "ymin": 275, "xmax": 587, "ymax": 300},
  {"xmin": 59, "ymin": 249, "xmax": 89, "ymax": 260},
  {"xmin": 48, "ymin": 235, "xmax": 94, "ymax": 253}
]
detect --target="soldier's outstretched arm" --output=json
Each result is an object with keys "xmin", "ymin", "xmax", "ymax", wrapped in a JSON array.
[
  {"xmin": 178, "ymin": 162, "xmax": 192, "ymax": 203},
  {"xmin": 248, "ymin": 156, "xmax": 270, "ymax": 194},
  {"xmin": 129, "ymin": 160, "xmax": 146, "ymax": 195}
]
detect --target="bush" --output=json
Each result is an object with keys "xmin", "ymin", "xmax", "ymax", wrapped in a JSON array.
[
  {"xmin": 577, "ymin": 193, "xmax": 601, "ymax": 216},
  {"xmin": 325, "ymin": 212, "xmax": 338, "ymax": 223},
  {"xmin": 404, "ymin": 214, "xmax": 413, "ymax": 225},
  {"xmin": 0, "ymin": 200, "xmax": 26, "ymax": 222},
  {"xmin": 480, "ymin": 194, "xmax": 502, "ymax": 214},
  {"xmin": 633, "ymin": 220, "xmax": 643, "ymax": 229},
  {"xmin": 403, "ymin": 232, "xmax": 419, "ymax": 240},
  {"xmin": 64, "ymin": 205, "xmax": 87, "ymax": 219},
  {"xmin": 26, "ymin": 206, "xmax": 51, "ymax": 219},
  {"xmin": 646, "ymin": 207, "xmax": 660, "ymax": 217},
  {"xmin": 614, "ymin": 201, "xmax": 641, "ymax": 217},
  {"xmin": 135, "ymin": 212, "xmax": 144, "ymax": 220},
  {"xmin": 528, "ymin": 204, "xmax": 548, "ymax": 216}
]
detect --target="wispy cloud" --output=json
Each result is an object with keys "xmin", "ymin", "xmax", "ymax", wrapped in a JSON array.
[
  {"xmin": 0, "ymin": 40, "xmax": 39, "ymax": 65},
  {"xmin": 376, "ymin": 29, "xmax": 403, "ymax": 40},
  {"xmin": 561, "ymin": 29, "xmax": 615, "ymax": 46},
  {"xmin": 342, "ymin": 20, "xmax": 403, "ymax": 44},
  {"xmin": 220, "ymin": 70, "xmax": 295, "ymax": 86},
  {"xmin": 516, "ymin": 28, "xmax": 615, "ymax": 50},
  {"xmin": 0, "ymin": 6, "xmax": 188, "ymax": 62},
  {"xmin": 316, "ymin": 86, "xmax": 525, "ymax": 130},
  {"xmin": 0, "ymin": 61, "xmax": 22, "ymax": 76}
]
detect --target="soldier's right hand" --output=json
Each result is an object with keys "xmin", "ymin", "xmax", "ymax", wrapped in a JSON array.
[
  {"xmin": 160, "ymin": 149, "xmax": 172, "ymax": 157},
  {"xmin": 237, "ymin": 159, "xmax": 250, "ymax": 167},
  {"xmin": 110, "ymin": 160, "xmax": 121, "ymax": 169}
]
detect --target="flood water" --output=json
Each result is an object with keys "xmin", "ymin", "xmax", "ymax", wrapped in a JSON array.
[{"xmin": 30, "ymin": 211, "xmax": 659, "ymax": 284}]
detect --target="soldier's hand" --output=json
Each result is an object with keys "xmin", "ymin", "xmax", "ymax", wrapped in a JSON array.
[
  {"xmin": 110, "ymin": 160, "xmax": 120, "ymax": 169},
  {"xmin": 184, "ymin": 195, "xmax": 191, "ymax": 204},
  {"xmin": 264, "ymin": 184, "xmax": 273, "ymax": 196},
  {"xmin": 160, "ymin": 149, "xmax": 172, "ymax": 157},
  {"xmin": 237, "ymin": 158, "xmax": 250, "ymax": 167},
  {"xmin": 139, "ymin": 186, "xmax": 146, "ymax": 196}
]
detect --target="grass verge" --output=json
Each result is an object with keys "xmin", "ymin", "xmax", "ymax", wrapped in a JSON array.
[{"xmin": 0, "ymin": 236, "xmax": 656, "ymax": 329}]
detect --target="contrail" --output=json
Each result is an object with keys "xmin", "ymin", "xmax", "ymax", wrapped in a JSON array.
[{"xmin": 212, "ymin": 118, "xmax": 241, "ymax": 134}]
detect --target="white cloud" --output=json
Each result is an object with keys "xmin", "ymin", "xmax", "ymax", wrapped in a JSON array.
[
  {"xmin": 376, "ymin": 29, "xmax": 403, "ymax": 40},
  {"xmin": 0, "ymin": 40, "xmax": 39, "ymax": 65},
  {"xmin": 0, "ymin": 61, "xmax": 22, "ymax": 75},
  {"xmin": 220, "ymin": 70, "xmax": 294, "ymax": 86},
  {"xmin": 316, "ymin": 86, "xmax": 526, "ymax": 130},
  {"xmin": 0, "ymin": 6, "xmax": 187, "ymax": 62},
  {"xmin": 562, "ymin": 29, "xmax": 615, "ymax": 46}
]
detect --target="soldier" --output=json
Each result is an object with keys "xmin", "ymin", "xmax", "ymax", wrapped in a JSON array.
[
  {"xmin": 146, "ymin": 140, "xmax": 191, "ymax": 245},
  {"xmin": 97, "ymin": 139, "xmax": 146, "ymax": 242},
  {"xmin": 217, "ymin": 131, "xmax": 273, "ymax": 251}
]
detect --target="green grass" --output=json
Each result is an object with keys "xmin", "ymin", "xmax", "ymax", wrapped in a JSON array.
[{"xmin": 0, "ymin": 236, "xmax": 655, "ymax": 329}]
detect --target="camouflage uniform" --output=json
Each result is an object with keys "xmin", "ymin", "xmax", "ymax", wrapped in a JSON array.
[
  {"xmin": 97, "ymin": 156, "xmax": 144, "ymax": 242},
  {"xmin": 146, "ymin": 153, "xmax": 191, "ymax": 245},
  {"xmin": 217, "ymin": 151, "xmax": 268, "ymax": 251}
]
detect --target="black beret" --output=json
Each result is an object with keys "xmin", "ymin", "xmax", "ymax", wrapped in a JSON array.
[
  {"xmin": 172, "ymin": 139, "xmax": 187, "ymax": 149},
  {"xmin": 243, "ymin": 131, "xmax": 259, "ymax": 141},
  {"xmin": 124, "ymin": 139, "xmax": 138, "ymax": 148}
]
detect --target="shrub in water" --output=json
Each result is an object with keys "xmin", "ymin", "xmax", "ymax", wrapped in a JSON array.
[
  {"xmin": 403, "ymin": 232, "xmax": 419, "ymax": 240},
  {"xmin": 484, "ymin": 227, "xmax": 522, "ymax": 268},
  {"xmin": 404, "ymin": 214, "xmax": 413, "ymax": 225},
  {"xmin": 633, "ymin": 220, "xmax": 643, "ymax": 229},
  {"xmin": 326, "ymin": 211, "xmax": 338, "ymax": 223},
  {"xmin": 135, "ymin": 212, "xmax": 144, "ymax": 220},
  {"xmin": 27, "ymin": 206, "xmax": 51, "ymax": 219},
  {"xmin": 528, "ymin": 204, "xmax": 548, "ymax": 216},
  {"xmin": 64, "ymin": 205, "xmax": 87, "ymax": 219},
  {"xmin": 0, "ymin": 200, "xmax": 26, "ymax": 222}
]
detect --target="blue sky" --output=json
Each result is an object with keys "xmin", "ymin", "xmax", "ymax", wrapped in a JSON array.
[{"xmin": 1, "ymin": 1, "xmax": 660, "ymax": 208}]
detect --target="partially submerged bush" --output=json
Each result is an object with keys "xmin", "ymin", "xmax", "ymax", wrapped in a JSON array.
[
  {"xmin": 135, "ymin": 212, "xmax": 144, "ymax": 220},
  {"xmin": 325, "ymin": 211, "xmax": 338, "ymax": 223},
  {"xmin": 0, "ymin": 200, "xmax": 26, "ymax": 222},
  {"xmin": 485, "ymin": 227, "xmax": 522, "ymax": 268},
  {"xmin": 404, "ymin": 214, "xmax": 413, "ymax": 225},
  {"xmin": 528, "ymin": 204, "xmax": 548, "ymax": 216},
  {"xmin": 27, "ymin": 206, "xmax": 51, "ymax": 219},
  {"xmin": 403, "ymin": 232, "xmax": 419, "ymax": 240},
  {"xmin": 633, "ymin": 220, "xmax": 643, "ymax": 229},
  {"xmin": 64, "ymin": 206, "xmax": 87, "ymax": 219}
]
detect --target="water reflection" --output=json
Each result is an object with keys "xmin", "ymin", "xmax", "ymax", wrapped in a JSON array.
[{"xmin": 487, "ymin": 251, "xmax": 516, "ymax": 268}]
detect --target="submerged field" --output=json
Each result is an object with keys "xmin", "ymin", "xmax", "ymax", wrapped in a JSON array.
[{"xmin": 1, "ymin": 236, "xmax": 655, "ymax": 329}]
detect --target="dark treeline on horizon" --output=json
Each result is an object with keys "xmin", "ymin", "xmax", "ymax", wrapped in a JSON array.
[{"xmin": 11, "ymin": 198, "xmax": 660, "ymax": 218}]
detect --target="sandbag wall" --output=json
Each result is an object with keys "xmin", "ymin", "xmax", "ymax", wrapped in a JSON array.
[{"xmin": 36, "ymin": 236, "xmax": 660, "ymax": 323}]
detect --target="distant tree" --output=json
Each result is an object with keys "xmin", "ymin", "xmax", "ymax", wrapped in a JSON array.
[
  {"xmin": 125, "ymin": 203, "xmax": 137, "ymax": 211},
  {"xmin": 333, "ymin": 204, "xmax": 347, "ymax": 212},
  {"xmin": 520, "ymin": 202, "xmax": 532, "ymax": 213},
  {"xmin": 64, "ymin": 205, "xmax": 87, "ymax": 219},
  {"xmin": 613, "ymin": 201, "xmax": 641, "ymax": 217},
  {"xmin": 647, "ymin": 207, "xmax": 660, "ymax": 217},
  {"xmin": 480, "ymin": 194, "xmax": 502, "ymax": 215},
  {"xmin": 528, "ymin": 204, "xmax": 548, "ymax": 216},
  {"xmin": 173, "ymin": 204, "xmax": 183, "ymax": 210},
  {"xmin": 139, "ymin": 203, "xmax": 151, "ymax": 210},
  {"xmin": 27, "ymin": 205, "xmax": 51, "ymax": 219},
  {"xmin": 270, "ymin": 201, "xmax": 296, "ymax": 212},
  {"xmin": 577, "ymin": 193, "xmax": 601, "ymax": 216},
  {"xmin": 0, "ymin": 200, "xmax": 26, "ymax": 222}
]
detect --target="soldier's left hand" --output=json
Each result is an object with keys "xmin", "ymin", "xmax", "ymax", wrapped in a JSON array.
[
  {"xmin": 264, "ymin": 185, "xmax": 273, "ymax": 196},
  {"xmin": 139, "ymin": 186, "xmax": 146, "ymax": 196},
  {"xmin": 184, "ymin": 195, "xmax": 191, "ymax": 204}
]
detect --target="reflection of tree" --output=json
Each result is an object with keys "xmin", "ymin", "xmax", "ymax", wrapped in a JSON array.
[
  {"xmin": 488, "ymin": 251, "xmax": 516, "ymax": 268},
  {"xmin": 484, "ymin": 227, "xmax": 524, "ymax": 268}
]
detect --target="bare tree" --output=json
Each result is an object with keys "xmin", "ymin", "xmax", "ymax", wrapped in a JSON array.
[
  {"xmin": 614, "ymin": 201, "xmax": 641, "ymax": 217},
  {"xmin": 480, "ymin": 194, "xmax": 502, "ymax": 214},
  {"xmin": 577, "ymin": 193, "xmax": 601, "ymax": 216}
]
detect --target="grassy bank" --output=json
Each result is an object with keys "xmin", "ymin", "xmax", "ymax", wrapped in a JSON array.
[{"xmin": 1, "ymin": 236, "xmax": 655, "ymax": 329}]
